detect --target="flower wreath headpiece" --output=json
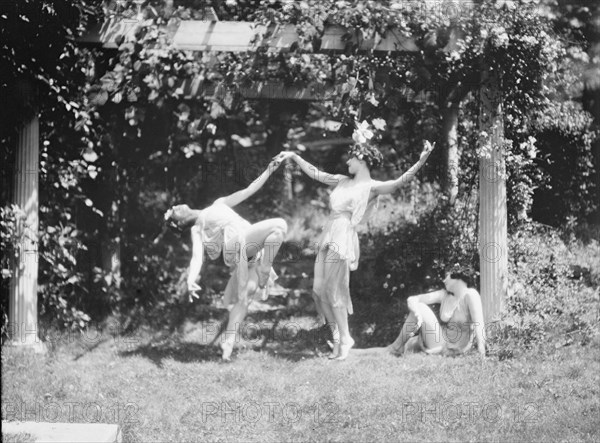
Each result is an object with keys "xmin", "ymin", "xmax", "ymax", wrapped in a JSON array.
[{"xmin": 347, "ymin": 119, "xmax": 386, "ymax": 169}]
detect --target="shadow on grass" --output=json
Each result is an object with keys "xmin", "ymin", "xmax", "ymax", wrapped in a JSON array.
[
  {"xmin": 72, "ymin": 336, "xmax": 114, "ymax": 361},
  {"xmin": 257, "ymin": 324, "xmax": 332, "ymax": 362},
  {"xmin": 115, "ymin": 259, "xmax": 412, "ymax": 366},
  {"xmin": 116, "ymin": 296, "xmax": 406, "ymax": 365},
  {"xmin": 119, "ymin": 341, "xmax": 222, "ymax": 367},
  {"xmin": 117, "ymin": 326, "xmax": 328, "ymax": 365}
]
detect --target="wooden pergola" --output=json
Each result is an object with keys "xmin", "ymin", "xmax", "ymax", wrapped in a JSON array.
[
  {"xmin": 80, "ymin": 18, "xmax": 420, "ymax": 100},
  {"xmin": 9, "ymin": 15, "xmax": 506, "ymax": 348}
]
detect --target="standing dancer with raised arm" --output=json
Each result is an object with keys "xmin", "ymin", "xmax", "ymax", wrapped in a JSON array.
[
  {"xmin": 164, "ymin": 158, "xmax": 287, "ymax": 360},
  {"xmin": 277, "ymin": 124, "xmax": 434, "ymax": 360}
]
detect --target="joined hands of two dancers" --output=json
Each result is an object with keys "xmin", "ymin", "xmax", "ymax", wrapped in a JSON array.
[{"xmin": 273, "ymin": 140, "xmax": 435, "ymax": 165}]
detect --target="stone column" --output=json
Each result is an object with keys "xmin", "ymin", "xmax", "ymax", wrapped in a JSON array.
[
  {"xmin": 478, "ymin": 67, "xmax": 508, "ymax": 324},
  {"xmin": 8, "ymin": 114, "xmax": 44, "ymax": 351}
]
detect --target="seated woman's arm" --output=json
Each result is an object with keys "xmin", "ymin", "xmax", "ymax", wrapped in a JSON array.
[
  {"xmin": 187, "ymin": 226, "xmax": 204, "ymax": 298},
  {"xmin": 406, "ymin": 289, "xmax": 445, "ymax": 310},
  {"xmin": 217, "ymin": 158, "xmax": 282, "ymax": 208},
  {"xmin": 371, "ymin": 141, "xmax": 435, "ymax": 195},
  {"xmin": 279, "ymin": 151, "xmax": 346, "ymax": 186},
  {"xmin": 466, "ymin": 289, "xmax": 486, "ymax": 356}
]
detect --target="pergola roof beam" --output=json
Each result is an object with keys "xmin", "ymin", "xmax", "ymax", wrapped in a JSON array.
[{"xmin": 81, "ymin": 19, "xmax": 418, "ymax": 54}]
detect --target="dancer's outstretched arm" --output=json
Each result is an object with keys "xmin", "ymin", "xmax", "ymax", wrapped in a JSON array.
[
  {"xmin": 216, "ymin": 158, "xmax": 283, "ymax": 208},
  {"xmin": 277, "ymin": 151, "xmax": 346, "ymax": 186},
  {"xmin": 187, "ymin": 225, "xmax": 204, "ymax": 299},
  {"xmin": 371, "ymin": 141, "xmax": 435, "ymax": 195}
]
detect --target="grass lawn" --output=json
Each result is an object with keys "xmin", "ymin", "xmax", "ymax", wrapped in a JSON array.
[{"xmin": 2, "ymin": 293, "xmax": 600, "ymax": 443}]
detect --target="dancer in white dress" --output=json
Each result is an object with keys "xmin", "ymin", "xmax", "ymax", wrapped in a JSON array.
[
  {"xmin": 277, "ymin": 139, "xmax": 434, "ymax": 360},
  {"xmin": 164, "ymin": 158, "xmax": 287, "ymax": 360}
]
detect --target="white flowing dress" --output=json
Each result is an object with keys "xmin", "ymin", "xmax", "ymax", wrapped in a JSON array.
[
  {"xmin": 198, "ymin": 202, "xmax": 277, "ymax": 309},
  {"xmin": 312, "ymin": 177, "xmax": 379, "ymax": 315}
]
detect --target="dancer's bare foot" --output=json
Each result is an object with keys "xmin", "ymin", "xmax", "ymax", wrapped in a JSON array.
[
  {"xmin": 334, "ymin": 338, "xmax": 355, "ymax": 361},
  {"xmin": 327, "ymin": 340, "xmax": 340, "ymax": 359}
]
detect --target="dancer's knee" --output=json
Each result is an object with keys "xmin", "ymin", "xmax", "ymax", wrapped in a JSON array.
[
  {"xmin": 415, "ymin": 303, "xmax": 438, "ymax": 324},
  {"xmin": 271, "ymin": 218, "xmax": 288, "ymax": 237}
]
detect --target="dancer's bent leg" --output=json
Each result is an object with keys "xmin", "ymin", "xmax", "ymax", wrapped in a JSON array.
[
  {"xmin": 387, "ymin": 303, "xmax": 441, "ymax": 355},
  {"xmin": 244, "ymin": 218, "xmax": 287, "ymax": 287},
  {"xmin": 221, "ymin": 219, "xmax": 286, "ymax": 360}
]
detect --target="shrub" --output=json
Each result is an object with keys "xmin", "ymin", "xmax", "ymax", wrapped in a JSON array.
[
  {"xmin": 1, "ymin": 205, "xmax": 21, "ymax": 341},
  {"xmin": 531, "ymin": 102, "xmax": 599, "ymax": 226},
  {"xmin": 357, "ymin": 183, "xmax": 480, "ymax": 303},
  {"xmin": 37, "ymin": 220, "xmax": 92, "ymax": 330},
  {"xmin": 488, "ymin": 222, "xmax": 600, "ymax": 356},
  {"xmin": 1, "ymin": 203, "xmax": 105, "ymax": 339}
]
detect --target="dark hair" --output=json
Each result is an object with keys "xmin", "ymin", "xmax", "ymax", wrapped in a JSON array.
[
  {"xmin": 166, "ymin": 218, "xmax": 185, "ymax": 234},
  {"xmin": 164, "ymin": 205, "xmax": 197, "ymax": 233},
  {"xmin": 445, "ymin": 265, "xmax": 474, "ymax": 287},
  {"xmin": 346, "ymin": 142, "xmax": 384, "ymax": 169}
]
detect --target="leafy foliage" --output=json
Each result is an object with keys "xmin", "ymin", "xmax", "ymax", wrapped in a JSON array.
[
  {"xmin": 37, "ymin": 220, "xmax": 92, "ymax": 330},
  {"xmin": 488, "ymin": 223, "xmax": 600, "ymax": 356},
  {"xmin": 0, "ymin": 0, "xmax": 101, "ymax": 136},
  {"xmin": 531, "ymin": 101, "xmax": 598, "ymax": 225},
  {"xmin": 360, "ymin": 184, "xmax": 480, "ymax": 305},
  {"xmin": 1, "ymin": 205, "xmax": 21, "ymax": 339}
]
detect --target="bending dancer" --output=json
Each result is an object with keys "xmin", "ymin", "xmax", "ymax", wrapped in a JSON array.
[
  {"xmin": 164, "ymin": 158, "xmax": 287, "ymax": 360},
  {"xmin": 356, "ymin": 270, "xmax": 486, "ymax": 357},
  {"xmin": 277, "ymin": 138, "xmax": 434, "ymax": 360}
]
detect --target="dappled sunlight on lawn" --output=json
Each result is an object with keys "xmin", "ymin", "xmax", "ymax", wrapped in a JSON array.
[{"xmin": 3, "ymin": 334, "xmax": 599, "ymax": 442}]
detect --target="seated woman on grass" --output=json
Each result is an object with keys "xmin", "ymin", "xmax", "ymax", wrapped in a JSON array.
[
  {"xmin": 356, "ymin": 268, "xmax": 486, "ymax": 357},
  {"xmin": 164, "ymin": 157, "xmax": 287, "ymax": 361}
]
